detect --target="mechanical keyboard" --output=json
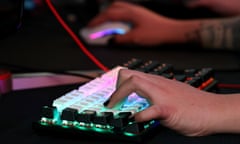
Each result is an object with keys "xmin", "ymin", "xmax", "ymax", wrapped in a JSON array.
[{"xmin": 33, "ymin": 58, "xmax": 218, "ymax": 142}]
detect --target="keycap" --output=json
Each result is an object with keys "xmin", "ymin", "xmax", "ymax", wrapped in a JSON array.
[
  {"xmin": 187, "ymin": 77, "xmax": 202, "ymax": 87},
  {"xmin": 92, "ymin": 112, "xmax": 114, "ymax": 125},
  {"xmin": 76, "ymin": 110, "xmax": 96, "ymax": 123},
  {"xmin": 123, "ymin": 58, "xmax": 143, "ymax": 69},
  {"xmin": 197, "ymin": 68, "xmax": 214, "ymax": 81},
  {"xmin": 124, "ymin": 122, "xmax": 145, "ymax": 134},
  {"xmin": 136, "ymin": 61, "xmax": 160, "ymax": 72},
  {"xmin": 161, "ymin": 73, "xmax": 174, "ymax": 79},
  {"xmin": 41, "ymin": 106, "xmax": 57, "ymax": 119},
  {"xmin": 61, "ymin": 108, "xmax": 78, "ymax": 121},
  {"xmin": 152, "ymin": 64, "xmax": 173, "ymax": 75},
  {"xmin": 109, "ymin": 112, "xmax": 133, "ymax": 128},
  {"xmin": 184, "ymin": 69, "xmax": 197, "ymax": 77},
  {"xmin": 174, "ymin": 74, "xmax": 187, "ymax": 82}
]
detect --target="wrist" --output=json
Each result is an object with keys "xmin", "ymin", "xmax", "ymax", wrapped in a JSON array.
[
  {"xmin": 209, "ymin": 94, "xmax": 240, "ymax": 134},
  {"xmin": 164, "ymin": 19, "xmax": 201, "ymax": 45}
]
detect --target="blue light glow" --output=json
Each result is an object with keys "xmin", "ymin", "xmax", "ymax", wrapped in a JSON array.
[{"xmin": 89, "ymin": 28, "xmax": 126, "ymax": 39}]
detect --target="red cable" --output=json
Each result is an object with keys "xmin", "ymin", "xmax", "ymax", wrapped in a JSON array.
[
  {"xmin": 217, "ymin": 83, "xmax": 240, "ymax": 89},
  {"xmin": 45, "ymin": 0, "xmax": 109, "ymax": 72}
]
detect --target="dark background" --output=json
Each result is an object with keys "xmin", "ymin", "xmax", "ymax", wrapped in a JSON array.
[
  {"xmin": 0, "ymin": 0, "xmax": 240, "ymax": 144},
  {"xmin": 0, "ymin": 0, "xmax": 239, "ymax": 72}
]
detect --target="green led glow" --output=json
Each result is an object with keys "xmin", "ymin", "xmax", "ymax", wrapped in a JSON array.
[
  {"xmin": 94, "ymin": 127, "xmax": 109, "ymax": 133},
  {"xmin": 62, "ymin": 125, "xmax": 69, "ymax": 129},
  {"xmin": 53, "ymin": 109, "xmax": 60, "ymax": 123},
  {"xmin": 124, "ymin": 132, "xmax": 136, "ymax": 137},
  {"xmin": 62, "ymin": 120, "xmax": 68, "ymax": 125},
  {"xmin": 73, "ymin": 121, "xmax": 79, "ymax": 126},
  {"xmin": 75, "ymin": 124, "xmax": 113, "ymax": 134},
  {"xmin": 128, "ymin": 121, "xmax": 133, "ymax": 125},
  {"xmin": 78, "ymin": 122, "xmax": 93, "ymax": 128},
  {"xmin": 150, "ymin": 120, "xmax": 155, "ymax": 124},
  {"xmin": 101, "ymin": 107, "xmax": 108, "ymax": 112},
  {"xmin": 144, "ymin": 124, "xmax": 150, "ymax": 129},
  {"xmin": 40, "ymin": 122, "xmax": 49, "ymax": 126},
  {"xmin": 40, "ymin": 117, "xmax": 58, "ymax": 125},
  {"xmin": 79, "ymin": 122, "xmax": 86, "ymax": 126},
  {"xmin": 94, "ymin": 124, "xmax": 114, "ymax": 130},
  {"xmin": 41, "ymin": 117, "xmax": 47, "ymax": 122},
  {"xmin": 76, "ymin": 125, "xmax": 89, "ymax": 131},
  {"xmin": 39, "ymin": 120, "xmax": 138, "ymax": 136},
  {"xmin": 143, "ymin": 120, "xmax": 156, "ymax": 129},
  {"xmin": 61, "ymin": 120, "xmax": 72, "ymax": 128},
  {"xmin": 89, "ymin": 123, "xmax": 94, "ymax": 127},
  {"xmin": 106, "ymin": 125, "xmax": 112, "ymax": 129},
  {"xmin": 40, "ymin": 109, "xmax": 158, "ymax": 137},
  {"xmin": 95, "ymin": 124, "xmax": 104, "ymax": 128}
]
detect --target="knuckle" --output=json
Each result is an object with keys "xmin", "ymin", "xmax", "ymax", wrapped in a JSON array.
[
  {"xmin": 128, "ymin": 75, "xmax": 142, "ymax": 87},
  {"xmin": 151, "ymin": 105, "xmax": 162, "ymax": 114},
  {"xmin": 118, "ymin": 69, "xmax": 129, "ymax": 76}
]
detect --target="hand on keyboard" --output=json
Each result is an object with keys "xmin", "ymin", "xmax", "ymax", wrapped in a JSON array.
[
  {"xmin": 35, "ymin": 58, "xmax": 223, "ymax": 141},
  {"xmin": 105, "ymin": 69, "xmax": 227, "ymax": 136}
]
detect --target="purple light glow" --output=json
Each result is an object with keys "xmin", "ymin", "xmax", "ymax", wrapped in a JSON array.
[{"xmin": 89, "ymin": 28, "xmax": 126, "ymax": 39}]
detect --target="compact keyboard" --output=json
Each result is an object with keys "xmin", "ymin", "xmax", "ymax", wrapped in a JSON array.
[{"xmin": 33, "ymin": 58, "xmax": 218, "ymax": 142}]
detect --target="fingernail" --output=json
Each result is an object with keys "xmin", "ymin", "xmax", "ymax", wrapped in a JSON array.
[{"xmin": 103, "ymin": 99, "xmax": 110, "ymax": 107}]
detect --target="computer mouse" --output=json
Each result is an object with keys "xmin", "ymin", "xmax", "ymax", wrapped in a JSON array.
[{"xmin": 79, "ymin": 22, "xmax": 131, "ymax": 45}]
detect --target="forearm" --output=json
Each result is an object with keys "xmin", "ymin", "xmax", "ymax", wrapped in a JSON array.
[
  {"xmin": 121, "ymin": 0, "xmax": 191, "ymax": 4},
  {"xmin": 175, "ymin": 16, "xmax": 240, "ymax": 50},
  {"xmin": 212, "ymin": 94, "xmax": 240, "ymax": 134}
]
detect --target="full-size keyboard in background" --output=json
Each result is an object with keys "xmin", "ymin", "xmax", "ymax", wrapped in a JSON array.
[{"xmin": 33, "ymin": 58, "xmax": 218, "ymax": 142}]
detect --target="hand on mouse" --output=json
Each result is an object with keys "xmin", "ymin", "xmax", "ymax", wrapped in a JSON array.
[
  {"xmin": 88, "ymin": 1, "xmax": 193, "ymax": 46},
  {"xmin": 104, "ymin": 69, "xmax": 240, "ymax": 136}
]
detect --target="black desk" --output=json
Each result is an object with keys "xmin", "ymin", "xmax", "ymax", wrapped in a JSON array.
[
  {"xmin": 0, "ymin": 5, "xmax": 240, "ymax": 144},
  {"xmin": 0, "ymin": 71, "xmax": 240, "ymax": 144}
]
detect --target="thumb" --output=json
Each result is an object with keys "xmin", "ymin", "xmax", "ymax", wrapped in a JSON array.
[{"xmin": 134, "ymin": 105, "xmax": 171, "ymax": 122}]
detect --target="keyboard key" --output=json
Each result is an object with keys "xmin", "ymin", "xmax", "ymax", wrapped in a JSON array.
[
  {"xmin": 152, "ymin": 64, "xmax": 173, "ymax": 75},
  {"xmin": 41, "ymin": 106, "xmax": 57, "ymax": 119},
  {"xmin": 92, "ymin": 112, "xmax": 114, "ymax": 125},
  {"xmin": 124, "ymin": 122, "xmax": 145, "ymax": 134},
  {"xmin": 161, "ymin": 73, "xmax": 174, "ymax": 79},
  {"xmin": 109, "ymin": 112, "xmax": 133, "ymax": 128},
  {"xmin": 187, "ymin": 77, "xmax": 202, "ymax": 87},
  {"xmin": 174, "ymin": 74, "xmax": 187, "ymax": 82},
  {"xmin": 61, "ymin": 108, "xmax": 78, "ymax": 121},
  {"xmin": 184, "ymin": 68, "xmax": 197, "ymax": 77},
  {"xmin": 197, "ymin": 68, "xmax": 214, "ymax": 81},
  {"xmin": 123, "ymin": 58, "xmax": 143, "ymax": 69},
  {"xmin": 76, "ymin": 110, "xmax": 96, "ymax": 123}
]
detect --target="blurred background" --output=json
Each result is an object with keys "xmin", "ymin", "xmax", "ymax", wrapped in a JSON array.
[{"xmin": 0, "ymin": 0, "xmax": 239, "ymax": 73}]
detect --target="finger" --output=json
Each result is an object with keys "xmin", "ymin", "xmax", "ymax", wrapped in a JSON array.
[
  {"xmin": 134, "ymin": 105, "xmax": 171, "ymax": 122},
  {"xmin": 115, "ymin": 69, "xmax": 161, "ymax": 89},
  {"xmin": 116, "ymin": 69, "xmax": 166, "ymax": 88},
  {"xmin": 88, "ymin": 9, "xmax": 129, "ymax": 27},
  {"xmin": 106, "ymin": 70, "xmax": 154, "ymax": 108},
  {"xmin": 88, "ymin": 2, "xmax": 136, "ymax": 27},
  {"xmin": 105, "ymin": 69, "xmax": 174, "ymax": 108}
]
